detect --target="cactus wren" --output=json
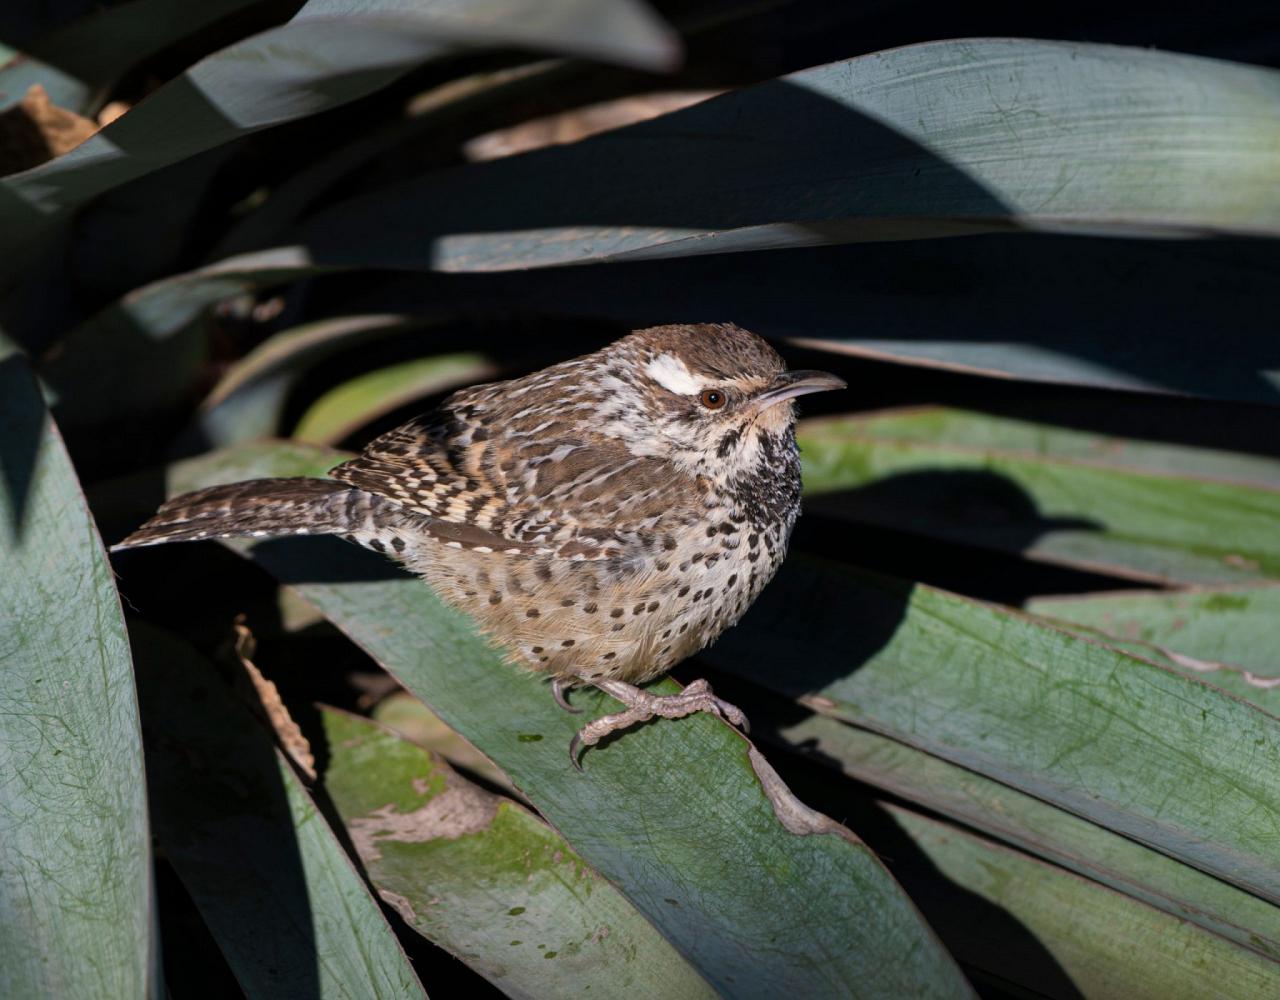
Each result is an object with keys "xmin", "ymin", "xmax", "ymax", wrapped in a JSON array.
[{"xmin": 116, "ymin": 323, "xmax": 844, "ymax": 766}]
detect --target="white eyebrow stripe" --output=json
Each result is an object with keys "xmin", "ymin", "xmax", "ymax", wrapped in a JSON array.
[{"xmin": 645, "ymin": 353, "xmax": 706, "ymax": 395}]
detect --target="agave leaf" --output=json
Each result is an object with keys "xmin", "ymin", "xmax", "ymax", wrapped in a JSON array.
[
  {"xmin": 0, "ymin": 48, "xmax": 89, "ymax": 115},
  {"xmin": 0, "ymin": 0, "xmax": 677, "ymax": 250},
  {"xmin": 197, "ymin": 316, "xmax": 422, "ymax": 447},
  {"xmin": 40, "ymin": 250, "xmax": 327, "ymax": 426},
  {"xmin": 211, "ymin": 58, "xmax": 563, "ymax": 259},
  {"xmin": 769, "ymin": 712, "xmax": 1280, "ymax": 960},
  {"xmin": 766, "ymin": 237, "xmax": 1280, "ymax": 404},
  {"xmin": 1028, "ymin": 585, "xmax": 1280, "ymax": 709},
  {"xmin": 67, "ymin": 235, "xmax": 1280, "ymax": 426},
  {"xmin": 26, "ymin": 39, "xmax": 1280, "ymax": 410},
  {"xmin": 169, "ymin": 439, "xmax": 348, "ymax": 488},
  {"xmin": 204, "ymin": 315, "xmax": 422, "ymax": 410},
  {"xmin": 703, "ymin": 557, "xmax": 1280, "ymax": 904},
  {"xmin": 0, "ymin": 356, "xmax": 155, "ymax": 998},
  {"xmin": 143, "ymin": 442, "xmax": 1280, "ymax": 910},
  {"xmin": 887, "ymin": 804, "xmax": 1280, "ymax": 998},
  {"xmin": 797, "ymin": 411, "xmax": 1280, "ymax": 585},
  {"xmin": 20, "ymin": 0, "xmax": 284, "ymax": 110},
  {"xmin": 805, "ymin": 407, "xmax": 1280, "ymax": 489},
  {"xmin": 293, "ymin": 354, "xmax": 496, "ymax": 445},
  {"xmin": 295, "ymin": 39, "xmax": 1280, "ymax": 273},
  {"xmin": 158, "ymin": 440, "xmax": 974, "ymax": 999},
  {"xmin": 131, "ymin": 624, "xmax": 426, "ymax": 999},
  {"xmin": 319, "ymin": 706, "xmax": 717, "ymax": 998},
  {"xmin": 372, "ymin": 691, "xmax": 523, "ymax": 798},
  {"xmin": 261, "ymin": 235, "xmax": 1280, "ymax": 405}
]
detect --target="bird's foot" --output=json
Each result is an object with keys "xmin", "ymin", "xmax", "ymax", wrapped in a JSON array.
[
  {"xmin": 569, "ymin": 677, "xmax": 749, "ymax": 771},
  {"xmin": 550, "ymin": 677, "xmax": 581, "ymax": 714}
]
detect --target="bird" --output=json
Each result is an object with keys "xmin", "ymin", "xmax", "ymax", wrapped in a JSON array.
[{"xmin": 114, "ymin": 323, "xmax": 845, "ymax": 767}]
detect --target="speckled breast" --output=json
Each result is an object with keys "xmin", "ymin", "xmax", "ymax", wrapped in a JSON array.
[{"xmin": 408, "ymin": 499, "xmax": 794, "ymax": 686}]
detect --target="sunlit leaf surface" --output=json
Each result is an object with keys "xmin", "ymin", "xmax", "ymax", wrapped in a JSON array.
[
  {"xmin": 706, "ymin": 558, "xmax": 1280, "ymax": 903},
  {"xmin": 799, "ymin": 410, "xmax": 1280, "ymax": 584},
  {"xmin": 297, "ymin": 39, "xmax": 1280, "ymax": 273}
]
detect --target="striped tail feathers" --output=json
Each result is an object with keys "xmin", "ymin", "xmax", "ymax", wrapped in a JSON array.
[{"xmin": 112, "ymin": 478, "xmax": 380, "ymax": 552}]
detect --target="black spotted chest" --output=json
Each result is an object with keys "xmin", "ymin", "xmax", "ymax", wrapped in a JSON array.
[
  {"xmin": 411, "ymin": 427, "xmax": 804, "ymax": 682},
  {"xmin": 674, "ymin": 433, "xmax": 803, "ymax": 636},
  {"xmin": 730, "ymin": 430, "xmax": 804, "ymax": 530}
]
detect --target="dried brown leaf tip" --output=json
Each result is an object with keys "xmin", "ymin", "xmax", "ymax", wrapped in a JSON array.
[
  {"xmin": 0, "ymin": 84, "xmax": 97, "ymax": 175},
  {"xmin": 748, "ymin": 746, "xmax": 857, "ymax": 844},
  {"xmin": 464, "ymin": 90, "xmax": 722, "ymax": 162},
  {"xmin": 231, "ymin": 618, "xmax": 316, "ymax": 780}
]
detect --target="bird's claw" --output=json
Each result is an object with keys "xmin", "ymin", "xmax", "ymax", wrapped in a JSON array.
[
  {"xmin": 567, "ymin": 677, "xmax": 749, "ymax": 771},
  {"xmin": 550, "ymin": 677, "xmax": 582, "ymax": 714}
]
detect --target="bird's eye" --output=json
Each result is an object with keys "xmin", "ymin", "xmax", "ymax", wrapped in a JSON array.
[{"xmin": 699, "ymin": 389, "xmax": 727, "ymax": 410}]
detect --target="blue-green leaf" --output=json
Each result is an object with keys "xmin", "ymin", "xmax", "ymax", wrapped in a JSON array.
[
  {"xmin": 296, "ymin": 39, "xmax": 1280, "ymax": 273},
  {"xmin": 0, "ymin": 355, "xmax": 156, "ymax": 998},
  {"xmin": 705, "ymin": 558, "xmax": 1280, "ymax": 904},
  {"xmin": 158, "ymin": 440, "xmax": 975, "ymax": 1000},
  {"xmin": 0, "ymin": 0, "xmax": 677, "ymax": 250},
  {"xmin": 132, "ymin": 624, "xmax": 426, "ymax": 999}
]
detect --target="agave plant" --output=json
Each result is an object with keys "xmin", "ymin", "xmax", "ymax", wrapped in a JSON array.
[{"xmin": 2, "ymin": 1, "xmax": 1279, "ymax": 996}]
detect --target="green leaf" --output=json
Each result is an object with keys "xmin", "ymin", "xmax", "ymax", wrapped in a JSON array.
[
  {"xmin": 66, "ymin": 238, "xmax": 1280, "ymax": 416},
  {"xmin": 372, "ymin": 691, "xmax": 524, "ymax": 799},
  {"xmin": 39, "ymin": 0, "xmax": 284, "ymax": 86},
  {"xmin": 0, "ymin": 0, "xmax": 677, "ymax": 250},
  {"xmin": 765, "ymin": 238, "xmax": 1280, "ymax": 403},
  {"xmin": 169, "ymin": 439, "xmax": 349, "ymax": 488},
  {"xmin": 1028, "ymin": 585, "xmax": 1280, "ymax": 709},
  {"xmin": 132, "ymin": 624, "xmax": 426, "ymax": 999},
  {"xmin": 888, "ymin": 804, "xmax": 1280, "ymax": 998},
  {"xmin": 38, "ymin": 251, "xmax": 321, "ymax": 427},
  {"xmin": 21, "ymin": 0, "xmax": 282, "ymax": 111},
  {"xmin": 210, "ymin": 58, "xmax": 563, "ymax": 259},
  {"xmin": 797, "ymin": 410, "xmax": 1280, "ymax": 585},
  {"xmin": 198, "ymin": 315, "xmax": 422, "ymax": 447},
  {"xmin": 0, "ymin": 356, "xmax": 155, "ymax": 998},
  {"xmin": 771, "ymin": 713, "xmax": 1280, "ymax": 960},
  {"xmin": 0, "ymin": 50, "xmax": 89, "ymax": 115},
  {"xmin": 293, "ymin": 354, "xmax": 496, "ymax": 445},
  {"xmin": 34, "ymin": 41, "xmax": 1280, "ymax": 409},
  {"xmin": 162, "ymin": 440, "xmax": 975, "ymax": 999},
  {"xmin": 319, "ymin": 707, "xmax": 717, "ymax": 998},
  {"xmin": 296, "ymin": 39, "xmax": 1280, "ymax": 273},
  {"xmin": 703, "ymin": 557, "xmax": 1280, "ymax": 904},
  {"xmin": 806, "ymin": 407, "xmax": 1280, "ymax": 488}
]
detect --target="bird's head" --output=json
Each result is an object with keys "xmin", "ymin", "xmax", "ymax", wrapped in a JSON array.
[{"xmin": 591, "ymin": 323, "xmax": 846, "ymax": 481}]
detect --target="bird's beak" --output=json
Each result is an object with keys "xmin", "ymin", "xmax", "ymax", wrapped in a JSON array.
[{"xmin": 754, "ymin": 370, "xmax": 846, "ymax": 410}]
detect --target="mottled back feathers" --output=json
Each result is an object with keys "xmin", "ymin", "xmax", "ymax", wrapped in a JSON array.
[{"xmin": 329, "ymin": 323, "xmax": 786, "ymax": 562}]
